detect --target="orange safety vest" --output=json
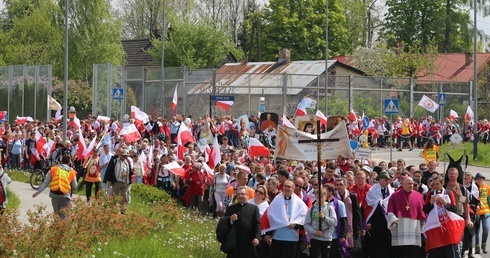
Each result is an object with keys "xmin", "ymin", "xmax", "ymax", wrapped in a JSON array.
[
  {"xmin": 423, "ymin": 146, "xmax": 439, "ymax": 163},
  {"xmin": 50, "ymin": 166, "xmax": 77, "ymax": 194}
]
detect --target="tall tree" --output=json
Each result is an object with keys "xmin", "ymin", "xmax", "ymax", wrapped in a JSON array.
[
  {"xmin": 147, "ymin": 14, "xmax": 243, "ymax": 69},
  {"xmin": 259, "ymin": 0, "xmax": 349, "ymax": 61}
]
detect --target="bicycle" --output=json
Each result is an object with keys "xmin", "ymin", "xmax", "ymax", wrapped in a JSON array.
[{"xmin": 30, "ymin": 159, "xmax": 52, "ymax": 190}]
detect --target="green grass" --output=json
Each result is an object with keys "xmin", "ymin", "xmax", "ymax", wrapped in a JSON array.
[
  {"xmin": 6, "ymin": 169, "xmax": 31, "ymax": 184},
  {"xmin": 95, "ymin": 209, "xmax": 225, "ymax": 258},
  {"xmin": 5, "ymin": 188, "xmax": 20, "ymax": 211},
  {"xmin": 438, "ymin": 142, "xmax": 490, "ymax": 167}
]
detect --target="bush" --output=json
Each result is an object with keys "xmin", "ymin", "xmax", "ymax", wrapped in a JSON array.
[{"xmin": 131, "ymin": 183, "xmax": 172, "ymax": 203}]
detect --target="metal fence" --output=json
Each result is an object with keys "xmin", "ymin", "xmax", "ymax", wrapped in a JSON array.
[
  {"xmin": 0, "ymin": 65, "xmax": 53, "ymax": 123},
  {"xmin": 93, "ymin": 64, "xmax": 473, "ymax": 120}
]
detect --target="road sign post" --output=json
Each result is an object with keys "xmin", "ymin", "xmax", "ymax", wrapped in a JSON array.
[{"xmin": 384, "ymin": 99, "xmax": 399, "ymax": 162}]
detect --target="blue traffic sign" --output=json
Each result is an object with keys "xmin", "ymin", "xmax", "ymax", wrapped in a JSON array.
[
  {"xmin": 112, "ymin": 88, "xmax": 124, "ymax": 100},
  {"xmin": 438, "ymin": 93, "xmax": 446, "ymax": 106},
  {"xmin": 384, "ymin": 99, "xmax": 399, "ymax": 114},
  {"xmin": 211, "ymin": 95, "xmax": 234, "ymax": 101}
]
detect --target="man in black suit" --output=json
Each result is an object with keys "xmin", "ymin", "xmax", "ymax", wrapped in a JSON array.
[{"xmin": 223, "ymin": 186, "xmax": 261, "ymax": 258}]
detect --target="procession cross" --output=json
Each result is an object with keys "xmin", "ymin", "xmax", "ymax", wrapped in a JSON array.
[{"xmin": 298, "ymin": 120, "xmax": 340, "ymax": 230}]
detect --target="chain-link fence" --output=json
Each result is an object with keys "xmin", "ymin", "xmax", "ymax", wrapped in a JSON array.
[
  {"xmin": 93, "ymin": 64, "xmax": 473, "ymax": 120},
  {"xmin": 0, "ymin": 65, "xmax": 53, "ymax": 123}
]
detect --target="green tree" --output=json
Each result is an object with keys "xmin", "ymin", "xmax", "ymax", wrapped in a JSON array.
[
  {"xmin": 147, "ymin": 15, "xmax": 243, "ymax": 69},
  {"xmin": 259, "ymin": 0, "xmax": 349, "ymax": 61}
]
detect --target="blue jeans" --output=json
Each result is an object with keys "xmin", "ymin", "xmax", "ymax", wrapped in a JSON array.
[{"xmin": 476, "ymin": 214, "xmax": 490, "ymax": 246}]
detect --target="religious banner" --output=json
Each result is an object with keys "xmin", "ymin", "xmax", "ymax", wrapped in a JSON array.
[{"xmin": 275, "ymin": 120, "xmax": 352, "ymax": 161}]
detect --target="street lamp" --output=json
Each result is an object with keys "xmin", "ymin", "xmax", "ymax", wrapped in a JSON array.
[
  {"xmin": 69, "ymin": 106, "xmax": 76, "ymax": 119},
  {"xmin": 473, "ymin": 0, "xmax": 478, "ymax": 160}
]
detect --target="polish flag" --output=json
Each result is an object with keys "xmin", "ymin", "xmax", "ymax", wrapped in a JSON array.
[
  {"xmin": 55, "ymin": 110, "xmax": 62, "ymax": 122},
  {"xmin": 71, "ymin": 115, "xmax": 81, "ymax": 130},
  {"xmin": 424, "ymin": 205, "xmax": 464, "ymax": 252},
  {"xmin": 16, "ymin": 116, "xmax": 33, "ymax": 125},
  {"xmin": 140, "ymin": 151, "xmax": 151, "ymax": 174},
  {"xmin": 295, "ymin": 107, "xmax": 307, "ymax": 117},
  {"xmin": 216, "ymin": 101, "xmax": 234, "ymax": 111},
  {"xmin": 248, "ymin": 138, "xmax": 270, "ymax": 158},
  {"xmin": 316, "ymin": 110, "xmax": 328, "ymax": 125},
  {"xmin": 176, "ymin": 121, "xmax": 194, "ymax": 160},
  {"xmin": 348, "ymin": 109, "xmax": 357, "ymax": 121},
  {"xmin": 282, "ymin": 114, "xmax": 297, "ymax": 129},
  {"xmin": 82, "ymin": 136, "xmax": 97, "ymax": 159},
  {"xmin": 172, "ymin": 86, "xmax": 178, "ymax": 110},
  {"xmin": 0, "ymin": 111, "xmax": 7, "ymax": 120},
  {"xmin": 131, "ymin": 106, "xmax": 150, "ymax": 124},
  {"xmin": 45, "ymin": 139, "xmax": 56, "ymax": 157},
  {"xmin": 449, "ymin": 110, "xmax": 458, "ymax": 121},
  {"xmin": 465, "ymin": 106, "xmax": 474, "ymax": 121},
  {"xmin": 77, "ymin": 129, "xmax": 87, "ymax": 161},
  {"xmin": 35, "ymin": 131, "xmax": 48, "ymax": 155},
  {"xmin": 163, "ymin": 161, "xmax": 186, "ymax": 178},
  {"xmin": 30, "ymin": 147, "xmax": 41, "ymax": 166},
  {"xmin": 119, "ymin": 124, "xmax": 141, "ymax": 143},
  {"xmin": 202, "ymin": 162, "xmax": 215, "ymax": 183},
  {"xmin": 208, "ymin": 136, "xmax": 221, "ymax": 169},
  {"xmin": 261, "ymin": 193, "xmax": 308, "ymax": 234}
]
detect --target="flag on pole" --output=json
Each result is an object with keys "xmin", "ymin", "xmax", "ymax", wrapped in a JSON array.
[
  {"xmin": 0, "ymin": 111, "xmax": 7, "ymax": 121},
  {"xmin": 418, "ymin": 95, "xmax": 439, "ymax": 113},
  {"xmin": 465, "ymin": 106, "xmax": 474, "ymax": 121},
  {"xmin": 449, "ymin": 110, "xmax": 458, "ymax": 120},
  {"xmin": 315, "ymin": 110, "xmax": 328, "ymax": 125},
  {"xmin": 119, "ymin": 124, "xmax": 142, "ymax": 143},
  {"xmin": 248, "ymin": 138, "xmax": 270, "ymax": 157},
  {"xmin": 176, "ymin": 121, "xmax": 194, "ymax": 159},
  {"xmin": 77, "ymin": 129, "xmax": 87, "ymax": 161},
  {"xmin": 216, "ymin": 101, "xmax": 234, "ymax": 111},
  {"xmin": 35, "ymin": 131, "xmax": 48, "ymax": 155},
  {"xmin": 282, "ymin": 114, "xmax": 297, "ymax": 129},
  {"xmin": 294, "ymin": 107, "xmax": 307, "ymax": 116},
  {"xmin": 172, "ymin": 85, "xmax": 178, "ymax": 110},
  {"xmin": 208, "ymin": 136, "xmax": 221, "ymax": 169},
  {"xmin": 131, "ymin": 106, "xmax": 150, "ymax": 123},
  {"xmin": 163, "ymin": 161, "xmax": 186, "ymax": 178},
  {"xmin": 48, "ymin": 95, "xmax": 62, "ymax": 111},
  {"xmin": 348, "ymin": 109, "xmax": 357, "ymax": 121},
  {"xmin": 297, "ymin": 96, "xmax": 317, "ymax": 109},
  {"xmin": 82, "ymin": 136, "xmax": 97, "ymax": 159}
]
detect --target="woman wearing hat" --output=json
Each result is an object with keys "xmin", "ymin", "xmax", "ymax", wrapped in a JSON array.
[{"xmin": 475, "ymin": 173, "xmax": 490, "ymax": 254}]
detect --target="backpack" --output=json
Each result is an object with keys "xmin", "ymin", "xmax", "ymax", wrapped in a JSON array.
[{"xmin": 0, "ymin": 174, "xmax": 6, "ymax": 205}]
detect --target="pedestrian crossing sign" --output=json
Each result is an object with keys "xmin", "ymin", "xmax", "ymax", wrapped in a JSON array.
[
  {"xmin": 384, "ymin": 99, "xmax": 399, "ymax": 114},
  {"xmin": 112, "ymin": 88, "xmax": 124, "ymax": 100}
]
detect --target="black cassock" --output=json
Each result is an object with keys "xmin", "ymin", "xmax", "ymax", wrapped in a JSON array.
[{"xmin": 223, "ymin": 202, "xmax": 262, "ymax": 258}]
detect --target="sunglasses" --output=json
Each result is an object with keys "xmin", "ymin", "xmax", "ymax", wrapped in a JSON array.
[
  {"xmin": 255, "ymin": 190, "xmax": 265, "ymax": 195},
  {"xmin": 295, "ymin": 184, "xmax": 302, "ymax": 188}
]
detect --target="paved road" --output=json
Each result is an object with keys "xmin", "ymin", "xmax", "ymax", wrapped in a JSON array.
[{"xmin": 9, "ymin": 180, "xmax": 55, "ymax": 223}]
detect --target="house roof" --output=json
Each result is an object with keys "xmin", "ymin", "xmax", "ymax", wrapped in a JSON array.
[
  {"xmin": 188, "ymin": 60, "xmax": 359, "ymax": 95},
  {"xmin": 334, "ymin": 53, "xmax": 490, "ymax": 82},
  {"xmin": 417, "ymin": 53, "xmax": 490, "ymax": 82},
  {"xmin": 121, "ymin": 39, "xmax": 158, "ymax": 67}
]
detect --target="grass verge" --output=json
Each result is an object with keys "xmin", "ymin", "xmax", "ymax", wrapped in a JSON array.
[{"xmin": 438, "ymin": 142, "xmax": 490, "ymax": 167}]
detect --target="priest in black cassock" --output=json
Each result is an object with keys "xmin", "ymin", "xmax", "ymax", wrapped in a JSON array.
[{"xmin": 223, "ymin": 186, "xmax": 262, "ymax": 258}]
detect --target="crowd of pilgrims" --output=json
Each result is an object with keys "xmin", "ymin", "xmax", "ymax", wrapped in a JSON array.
[{"xmin": 0, "ymin": 113, "xmax": 488, "ymax": 258}]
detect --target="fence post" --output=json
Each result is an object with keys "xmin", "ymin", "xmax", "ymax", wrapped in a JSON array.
[
  {"xmin": 47, "ymin": 65, "xmax": 53, "ymax": 122},
  {"xmin": 92, "ymin": 64, "xmax": 98, "ymax": 117},
  {"xmin": 142, "ymin": 66, "xmax": 146, "ymax": 112},
  {"xmin": 183, "ymin": 66, "xmax": 188, "ymax": 117},
  {"xmin": 107, "ymin": 63, "xmax": 113, "ymax": 118},
  {"xmin": 211, "ymin": 68, "xmax": 216, "ymax": 116},
  {"xmin": 34, "ymin": 65, "xmax": 40, "ymax": 119},
  {"xmin": 282, "ymin": 73, "xmax": 287, "ymax": 115},
  {"xmin": 409, "ymin": 78, "xmax": 414, "ymax": 117},
  {"xmin": 8, "ymin": 66, "xmax": 13, "ymax": 122},
  {"xmin": 22, "ymin": 65, "xmax": 27, "ymax": 116},
  {"xmin": 349, "ymin": 75, "xmax": 353, "ymax": 112},
  {"xmin": 248, "ymin": 73, "xmax": 252, "ymax": 116},
  {"xmin": 379, "ymin": 77, "xmax": 383, "ymax": 117}
]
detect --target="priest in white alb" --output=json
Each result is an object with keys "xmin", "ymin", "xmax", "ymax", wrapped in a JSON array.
[{"xmin": 387, "ymin": 176, "xmax": 427, "ymax": 258}]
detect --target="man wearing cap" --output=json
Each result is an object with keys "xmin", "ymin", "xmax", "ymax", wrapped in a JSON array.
[
  {"xmin": 475, "ymin": 172, "xmax": 490, "ymax": 254},
  {"xmin": 104, "ymin": 148, "xmax": 133, "ymax": 207},
  {"xmin": 365, "ymin": 171, "xmax": 394, "ymax": 257}
]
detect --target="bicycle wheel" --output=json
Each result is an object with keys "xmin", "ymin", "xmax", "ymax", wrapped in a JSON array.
[{"xmin": 30, "ymin": 169, "xmax": 45, "ymax": 190}]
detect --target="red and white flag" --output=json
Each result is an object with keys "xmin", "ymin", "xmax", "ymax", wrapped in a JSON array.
[
  {"xmin": 163, "ymin": 161, "xmax": 186, "ymax": 178},
  {"xmin": 55, "ymin": 110, "xmax": 62, "ymax": 121},
  {"xmin": 82, "ymin": 136, "xmax": 97, "ymax": 159},
  {"xmin": 30, "ymin": 147, "xmax": 41, "ymax": 165},
  {"xmin": 295, "ymin": 107, "xmax": 307, "ymax": 117},
  {"xmin": 449, "ymin": 110, "xmax": 458, "ymax": 120},
  {"xmin": 207, "ymin": 136, "xmax": 221, "ymax": 169},
  {"xmin": 172, "ymin": 86, "xmax": 178, "ymax": 110},
  {"xmin": 45, "ymin": 139, "xmax": 56, "ymax": 157},
  {"xmin": 216, "ymin": 101, "xmax": 234, "ymax": 111},
  {"xmin": 348, "ymin": 109, "xmax": 357, "ymax": 121},
  {"xmin": 282, "ymin": 114, "xmax": 297, "ymax": 129},
  {"xmin": 248, "ymin": 138, "xmax": 270, "ymax": 158},
  {"xmin": 418, "ymin": 95, "xmax": 439, "ymax": 113},
  {"xmin": 35, "ymin": 131, "xmax": 48, "ymax": 155},
  {"xmin": 16, "ymin": 116, "xmax": 33, "ymax": 125},
  {"xmin": 261, "ymin": 193, "xmax": 308, "ymax": 234},
  {"xmin": 131, "ymin": 106, "xmax": 150, "ymax": 124},
  {"xmin": 424, "ymin": 203, "xmax": 465, "ymax": 252},
  {"xmin": 316, "ymin": 110, "xmax": 328, "ymax": 125},
  {"xmin": 77, "ymin": 129, "xmax": 87, "ymax": 161},
  {"xmin": 97, "ymin": 115, "xmax": 111, "ymax": 123},
  {"xmin": 119, "ymin": 124, "xmax": 141, "ymax": 143},
  {"xmin": 176, "ymin": 121, "xmax": 194, "ymax": 159},
  {"xmin": 0, "ymin": 111, "xmax": 7, "ymax": 120},
  {"xmin": 465, "ymin": 106, "xmax": 474, "ymax": 121}
]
